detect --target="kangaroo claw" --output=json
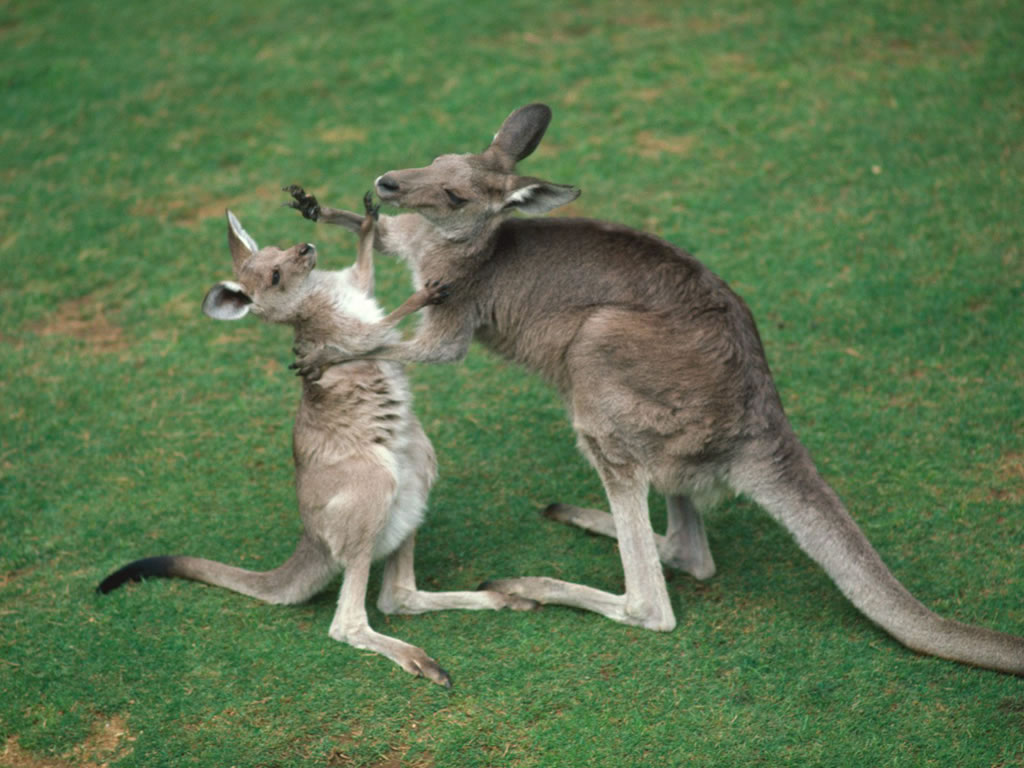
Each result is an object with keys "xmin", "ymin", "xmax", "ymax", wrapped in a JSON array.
[
  {"xmin": 423, "ymin": 279, "xmax": 451, "ymax": 305},
  {"xmin": 284, "ymin": 185, "xmax": 321, "ymax": 221},
  {"xmin": 289, "ymin": 360, "xmax": 324, "ymax": 382},
  {"xmin": 363, "ymin": 190, "xmax": 380, "ymax": 221}
]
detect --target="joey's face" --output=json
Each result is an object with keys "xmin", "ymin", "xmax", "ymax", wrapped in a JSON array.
[
  {"xmin": 204, "ymin": 211, "xmax": 319, "ymax": 324},
  {"xmin": 235, "ymin": 242, "xmax": 317, "ymax": 321}
]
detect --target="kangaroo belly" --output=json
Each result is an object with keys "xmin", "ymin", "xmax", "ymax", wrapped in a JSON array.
[
  {"xmin": 295, "ymin": 372, "xmax": 435, "ymax": 565},
  {"xmin": 372, "ymin": 470, "xmax": 426, "ymax": 559},
  {"xmin": 372, "ymin": 419, "xmax": 436, "ymax": 559},
  {"xmin": 300, "ymin": 443, "xmax": 424, "ymax": 564}
]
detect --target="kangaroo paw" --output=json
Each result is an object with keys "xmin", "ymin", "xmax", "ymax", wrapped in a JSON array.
[
  {"xmin": 423, "ymin": 279, "xmax": 451, "ymax": 305},
  {"xmin": 284, "ymin": 184, "xmax": 322, "ymax": 221},
  {"xmin": 362, "ymin": 190, "xmax": 380, "ymax": 220},
  {"xmin": 289, "ymin": 344, "xmax": 331, "ymax": 382}
]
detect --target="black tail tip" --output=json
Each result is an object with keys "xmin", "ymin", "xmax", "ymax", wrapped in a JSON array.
[{"xmin": 96, "ymin": 556, "xmax": 177, "ymax": 594}]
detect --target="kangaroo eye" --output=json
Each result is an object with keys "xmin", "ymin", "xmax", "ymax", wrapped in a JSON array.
[
  {"xmin": 298, "ymin": 244, "xmax": 312, "ymax": 256},
  {"xmin": 271, "ymin": 268, "xmax": 281, "ymax": 286},
  {"xmin": 445, "ymin": 189, "xmax": 468, "ymax": 207}
]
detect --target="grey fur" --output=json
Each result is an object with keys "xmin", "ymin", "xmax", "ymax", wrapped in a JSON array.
[{"xmin": 285, "ymin": 104, "xmax": 1024, "ymax": 675}]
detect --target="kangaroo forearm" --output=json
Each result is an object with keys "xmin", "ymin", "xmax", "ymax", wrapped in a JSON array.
[
  {"xmin": 319, "ymin": 207, "xmax": 398, "ymax": 255},
  {"xmin": 316, "ymin": 206, "xmax": 364, "ymax": 233},
  {"xmin": 380, "ymin": 293, "xmax": 432, "ymax": 329},
  {"xmin": 349, "ymin": 335, "xmax": 471, "ymax": 366},
  {"xmin": 395, "ymin": 338, "xmax": 467, "ymax": 363}
]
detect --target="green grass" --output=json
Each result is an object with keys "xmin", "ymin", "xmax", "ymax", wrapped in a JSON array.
[{"xmin": 2, "ymin": 0, "xmax": 1023, "ymax": 765}]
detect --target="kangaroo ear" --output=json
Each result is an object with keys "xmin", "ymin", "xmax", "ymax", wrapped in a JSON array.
[
  {"xmin": 503, "ymin": 180, "xmax": 580, "ymax": 215},
  {"xmin": 202, "ymin": 280, "xmax": 252, "ymax": 320},
  {"xmin": 489, "ymin": 103, "xmax": 552, "ymax": 167},
  {"xmin": 226, "ymin": 210, "xmax": 259, "ymax": 272}
]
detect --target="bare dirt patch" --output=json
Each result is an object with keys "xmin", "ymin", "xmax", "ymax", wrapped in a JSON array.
[
  {"xmin": 990, "ymin": 452, "xmax": 1024, "ymax": 503},
  {"xmin": 318, "ymin": 125, "xmax": 367, "ymax": 145},
  {"xmin": 2, "ymin": 714, "xmax": 134, "ymax": 768},
  {"xmin": 129, "ymin": 183, "xmax": 285, "ymax": 231},
  {"xmin": 630, "ymin": 131, "xmax": 697, "ymax": 159},
  {"xmin": 969, "ymin": 452, "xmax": 1024, "ymax": 504},
  {"xmin": 326, "ymin": 744, "xmax": 433, "ymax": 768},
  {"xmin": 30, "ymin": 293, "xmax": 128, "ymax": 354}
]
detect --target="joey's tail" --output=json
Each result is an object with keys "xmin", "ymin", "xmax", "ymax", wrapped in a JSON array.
[
  {"xmin": 733, "ymin": 436, "xmax": 1024, "ymax": 676},
  {"xmin": 97, "ymin": 534, "xmax": 337, "ymax": 606}
]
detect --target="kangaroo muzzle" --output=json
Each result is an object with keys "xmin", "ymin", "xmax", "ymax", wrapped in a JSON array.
[{"xmin": 375, "ymin": 174, "xmax": 400, "ymax": 199}]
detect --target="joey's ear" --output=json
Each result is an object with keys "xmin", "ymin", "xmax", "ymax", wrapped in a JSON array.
[
  {"xmin": 503, "ymin": 180, "xmax": 580, "ymax": 215},
  {"xmin": 488, "ymin": 103, "xmax": 552, "ymax": 168},
  {"xmin": 226, "ymin": 210, "xmax": 259, "ymax": 272},
  {"xmin": 202, "ymin": 281, "xmax": 252, "ymax": 321}
]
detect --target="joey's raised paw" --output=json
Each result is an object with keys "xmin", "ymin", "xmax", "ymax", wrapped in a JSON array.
[
  {"xmin": 284, "ymin": 184, "xmax": 321, "ymax": 221},
  {"xmin": 423, "ymin": 279, "xmax": 451, "ymax": 306},
  {"xmin": 362, "ymin": 190, "xmax": 380, "ymax": 220}
]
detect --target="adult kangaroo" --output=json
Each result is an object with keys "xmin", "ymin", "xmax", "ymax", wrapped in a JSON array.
[{"xmin": 285, "ymin": 104, "xmax": 1023, "ymax": 675}]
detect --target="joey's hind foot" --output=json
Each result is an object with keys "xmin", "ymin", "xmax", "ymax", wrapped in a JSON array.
[
  {"xmin": 284, "ymin": 185, "xmax": 321, "ymax": 221},
  {"xmin": 478, "ymin": 580, "xmax": 542, "ymax": 611},
  {"xmin": 406, "ymin": 655, "xmax": 452, "ymax": 689},
  {"xmin": 504, "ymin": 594, "xmax": 540, "ymax": 611},
  {"xmin": 475, "ymin": 582, "xmax": 540, "ymax": 611}
]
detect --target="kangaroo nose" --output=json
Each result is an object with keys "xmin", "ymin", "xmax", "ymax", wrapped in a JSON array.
[{"xmin": 375, "ymin": 174, "xmax": 400, "ymax": 195}]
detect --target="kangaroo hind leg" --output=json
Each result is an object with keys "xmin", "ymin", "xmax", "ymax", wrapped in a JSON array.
[
  {"xmin": 663, "ymin": 495, "xmax": 716, "ymax": 580},
  {"xmin": 542, "ymin": 494, "xmax": 715, "ymax": 580},
  {"xmin": 328, "ymin": 550, "xmax": 452, "ymax": 687},
  {"xmin": 377, "ymin": 534, "xmax": 536, "ymax": 614},
  {"xmin": 487, "ymin": 447, "xmax": 676, "ymax": 631}
]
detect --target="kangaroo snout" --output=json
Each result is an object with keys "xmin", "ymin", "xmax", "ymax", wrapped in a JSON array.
[
  {"xmin": 375, "ymin": 174, "xmax": 400, "ymax": 198},
  {"xmin": 298, "ymin": 242, "xmax": 316, "ymax": 268}
]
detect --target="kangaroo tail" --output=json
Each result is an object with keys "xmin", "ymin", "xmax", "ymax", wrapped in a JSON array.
[
  {"xmin": 96, "ymin": 534, "xmax": 336, "ymax": 606},
  {"xmin": 732, "ymin": 435, "xmax": 1024, "ymax": 676}
]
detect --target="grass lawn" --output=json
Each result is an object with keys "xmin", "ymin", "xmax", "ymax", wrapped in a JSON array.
[{"xmin": 2, "ymin": 0, "xmax": 1023, "ymax": 765}]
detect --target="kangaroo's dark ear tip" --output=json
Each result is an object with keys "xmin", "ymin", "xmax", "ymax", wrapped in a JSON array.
[
  {"xmin": 518, "ymin": 102, "xmax": 551, "ymax": 112},
  {"xmin": 494, "ymin": 103, "xmax": 556, "ymax": 165},
  {"xmin": 517, "ymin": 103, "xmax": 552, "ymax": 126}
]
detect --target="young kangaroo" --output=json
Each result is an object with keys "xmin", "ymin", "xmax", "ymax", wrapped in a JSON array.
[
  {"xmin": 97, "ymin": 196, "xmax": 532, "ymax": 687},
  {"xmin": 283, "ymin": 104, "xmax": 1024, "ymax": 676}
]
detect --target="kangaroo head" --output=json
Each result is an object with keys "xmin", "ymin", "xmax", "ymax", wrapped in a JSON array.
[
  {"xmin": 202, "ymin": 211, "xmax": 318, "ymax": 324},
  {"xmin": 374, "ymin": 103, "xmax": 580, "ymax": 239}
]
